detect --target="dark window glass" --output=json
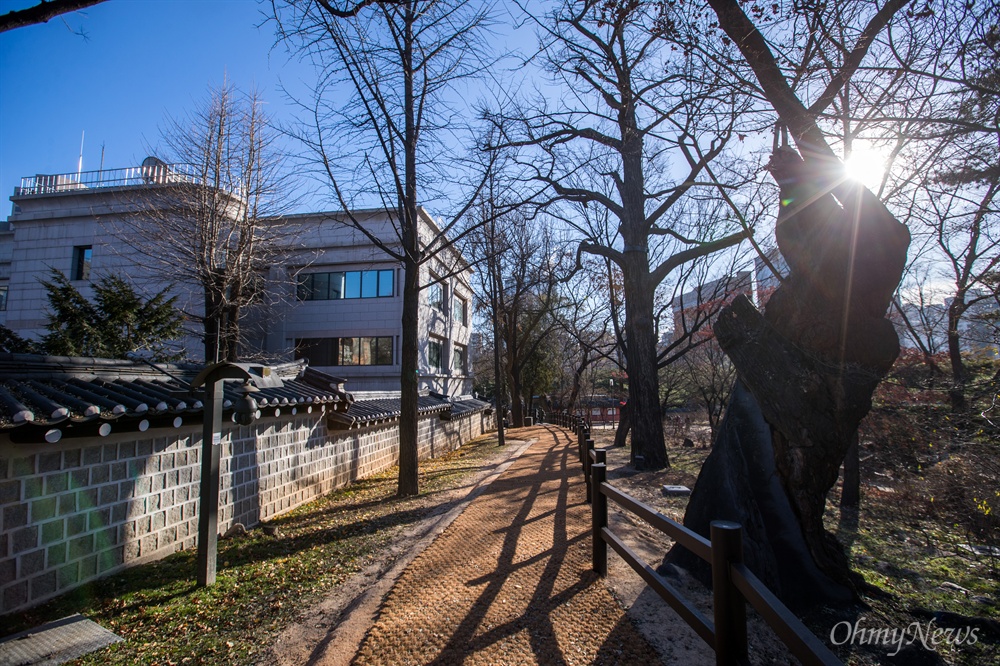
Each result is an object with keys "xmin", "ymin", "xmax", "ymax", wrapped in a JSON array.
[
  {"xmin": 72, "ymin": 246, "xmax": 92, "ymax": 281},
  {"xmin": 298, "ymin": 270, "xmax": 393, "ymax": 300},
  {"xmin": 344, "ymin": 272, "xmax": 361, "ymax": 298},
  {"xmin": 453, "ymin": 345, "xmax": 466, "ymax": 373},
  {"xmin": 330, "ymin": 272, "xmax": 344, "ymax": 299},
  {"xmin": 453, "ymin": 297, "xmax": 467, "ymax": 325},
  {"xmin": 312, "ymin": 272, "xmax": 330, "ymax": 300},
  {"xmin": 429, "ymin": 282, "xmax": 443, "ymax": 311},
  {"xmin": 0, "ymin": 285, "xmax": 7, "ymax": 312},
  {"xmin": 361, "ymin": 271, "xmax": 378, "ymax": 298},
  {"xmin": 297, "ymin": 274, "xmax": 313, "ymax": 301},
  {"xmin": 340, "ymin": 337, "xmax": 359, "ymax": 365},
  {"xmin": 378, "ymin": 270, "xmax": 394, "ymax": 297},
  {"xmin": 375, "ymin": 336, "xmax": 393, "ymax": 365},
  {"xmin": 428, "ymin": 340, "xmax": 442, "ymax": 371},
  {"xmin": 294, "ymin": 338, "xmax": 337, "ymax": 366}
]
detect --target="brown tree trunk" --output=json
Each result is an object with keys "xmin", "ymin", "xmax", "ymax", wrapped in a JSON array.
[
  {"xmin": 396, "ymin": 4, "xmax": 419, "ymax": 497},
  {"xmin": 622, "ymin": 251, "xmax": 667, "ymax": 469},
  {"xmin": 613, "ymin": 402, "xmax": 630, "ymax": 448},
  {"xmin": 947, "ymin": 295, "xmax": 968, "ymax": 412},
  {"xmin": 840, "ymin": 432, "xmax": 860, "ymax": 511}
]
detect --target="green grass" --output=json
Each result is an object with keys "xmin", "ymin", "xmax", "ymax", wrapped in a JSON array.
[{"xmin": 1, "ymin": 432, "xmax": 516, "ymax": 665}]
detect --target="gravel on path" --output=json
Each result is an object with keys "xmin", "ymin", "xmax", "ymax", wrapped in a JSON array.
[{"xmin": 350, "ymin": 424, "xmax": 662, "ymax": 666}]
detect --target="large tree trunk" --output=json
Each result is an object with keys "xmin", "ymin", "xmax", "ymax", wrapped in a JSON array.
[
  {"xmin": 613, "ymin": 401, "xmax": 630, "ymax": 448},
  {"xmin": 666, "ymin": 148, "xmax": 910, "ymax": 610},
  {"xmin": 396, "ymin": 5, "xmax": 419, "ymax": 498},
  {"xmin": 622, "ymin": 254, "xmax": 668, "ymax": 469},
  {"xmin": 947, "ymin": 295, "xmax": 968, "ymax": 412}
]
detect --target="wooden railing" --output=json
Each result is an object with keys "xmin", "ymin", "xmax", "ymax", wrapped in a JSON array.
[{"xmin": 554, "ymin": 420, "xmax": 842, "ymax": 666}]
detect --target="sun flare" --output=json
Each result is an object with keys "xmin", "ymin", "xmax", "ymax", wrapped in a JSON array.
[{"xmin": 843, "ymin": 146, "xmax": 887, "ymax": 186}]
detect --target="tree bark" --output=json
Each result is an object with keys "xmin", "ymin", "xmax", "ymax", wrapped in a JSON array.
[
  {"xmin": 613, "ymin": 402, "xmax": 631, "ymax": 448},
  {"xmin": 396, "ymin": 3, "xmax": 420, "ymax": 497},
  {"xmin": 947, "ymin": 294, "xmax": 968, "ymax": 412},
  {"xmin": 840, "ymin": 432, "xmax": 861, "ymax": 511},
  {"xmin": 667, "ymin": 148, "xmax": 910, "ymax": 610}
]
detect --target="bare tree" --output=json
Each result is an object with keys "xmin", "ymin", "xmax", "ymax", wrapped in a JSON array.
[
  {"xmin": 0, "ymin": 0, "xmax": 106, "ymax": 33},
  {"xmin": 272, "ymin": 0, "xmax": 495, "ymax": 496},
  {"xmin": 488, "ymin": 0, "xmax": 748, "ymax": 469},
  {"xmin": 664, "ymin": 0, "xmax": 913, "ymax": 611},
  {"xmin": 467, "ymin": 202, "xmax": 567, "ymax": 428},
  {"xmin": 106, "ymin": 83, "xmax": 297, "ymax": 363}
]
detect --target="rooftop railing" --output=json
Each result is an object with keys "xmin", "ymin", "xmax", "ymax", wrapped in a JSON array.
[{"xmin": 15, "ymin": 163, "xmax": 202, "ymax": 196}]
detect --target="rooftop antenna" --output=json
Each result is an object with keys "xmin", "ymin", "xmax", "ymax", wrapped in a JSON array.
[
  {"xmin": 99, "ymin": 142, "xmax": 105, "ymax": 178},
  {"xmin": 77, "ymin": 130, "xmax": 85, "ymax": 178}
]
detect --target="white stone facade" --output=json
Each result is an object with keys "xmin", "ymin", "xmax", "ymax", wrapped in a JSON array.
[{"xmin": 1, "ymin": 169, "xmax": 474, "ymax": 395}]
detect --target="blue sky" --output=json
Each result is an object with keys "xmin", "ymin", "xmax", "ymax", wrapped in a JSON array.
[{"xmin": 0, "ymin": 0, "xmax": 314, "ymax": 213}]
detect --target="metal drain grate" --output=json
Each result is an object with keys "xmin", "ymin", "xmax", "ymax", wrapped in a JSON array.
[{"xmin": 0, "ymin": 614, "xmax": 122, "ymax": 666}]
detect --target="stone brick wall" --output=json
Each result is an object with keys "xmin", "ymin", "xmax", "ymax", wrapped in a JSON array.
[{"xmin": 0, "ymin": 407, "xmax": 492, "ymax": 615}]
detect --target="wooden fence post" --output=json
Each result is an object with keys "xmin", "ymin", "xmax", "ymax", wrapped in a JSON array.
[
  {"xmin": 711, "ymin": 520, "xmax": 748, "ymax": 665},
  {"xmin": 584, "ymin": 438, "xmax": 595, "ymax": 503},
  {"xmin": 591, "ymin": 459, "xmax": 607, "ymax": 576}
]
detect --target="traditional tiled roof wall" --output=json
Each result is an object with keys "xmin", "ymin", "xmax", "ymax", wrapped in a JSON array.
[{"xmin": 0, "ymin": 355, "xmax": 493, "ymax": 615}]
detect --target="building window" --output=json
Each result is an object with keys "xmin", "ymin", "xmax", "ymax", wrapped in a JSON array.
[
  {"xmin": 428, "ymin": 339, "xmax": 443, "ymax": 372},
  {"xmin": 453, "ymin": 344, "xmax": 466, "ymax": 373},
  {"xmin": 294, "ymin": 336, "xmax": 394, "ymax": 365},
  {"xmin": 0, "ymin": 285, "xmax": 7, "ymax": 311},
  {"xmin": 453, "ymin": 296, "xmax": 467, "ymax": 326},
  {"xmin": 297, "ymin": 269, "xmax": 393, "ymax": 301},
  {"xmin": 428, "ymin": 280, "xmax": 444, "ymax": 312},
  {"xmin": 72, "ymin": 245, "xmax": 92, "ymax": 281}
]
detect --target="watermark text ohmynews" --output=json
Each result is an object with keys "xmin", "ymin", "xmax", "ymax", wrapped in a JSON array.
[{"xmin": 830, "ymin": 619, "xmax": 979, "ymax": 656}]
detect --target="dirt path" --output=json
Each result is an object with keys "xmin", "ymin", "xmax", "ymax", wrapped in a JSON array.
[{"xmin": 347, "ymin": 425, "xmax": 660, "ymax": 665}]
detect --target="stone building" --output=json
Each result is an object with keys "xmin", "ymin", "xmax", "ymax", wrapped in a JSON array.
[{"xmin": 0, "ymin": 161, "xmax": 474, "ymax": 396}]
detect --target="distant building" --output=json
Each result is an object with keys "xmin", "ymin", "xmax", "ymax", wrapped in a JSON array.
[
  {"xmin": 1, "ymin": 161, "xmax": 473, "ymax": 396},
  {"xmin": 670, "ymin": 271, "xmax": 753, "ymax": 343}
]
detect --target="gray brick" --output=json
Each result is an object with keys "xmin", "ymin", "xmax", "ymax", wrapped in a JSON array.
[
  {"xmin": 44, "ymin": 472, "xmax": 68, "ymax": 494},
  {"xmin": 79, "ymin": 555, "xmax": 97, "ymax": 580},
  {"xmin": 88, "ymin": 508, "xmax": 110, "ymax": 532},
  {"xmin": 40, "ymin": 519, "xmax": 64, "ymax": 545},
  {"xmin": 19, "ymin": 549, "xmax": 45, "ymax": 577},
  {"xmin": 12, "ymin": 457, "xmax": 34, "ymax": 477},
  {"xmin": 0, "ymin": 480, "xmax": 20, "ymax": 504},
  {"xmin": 38, "ymin": 452, "xmax": 61, "ymax": 473},
  {"xmin": 110, "ymin": 462, "xmax": 127, "ymax": 482},
  {"xmin": 77, "ymin": 488, "xmax": 99, "ymax": 509},
  {"xmin": 31, "ymin": 497, "xmax": 56, "ymax": 521},
  {"xmin": 111, "ymin": 502, "xmax": 127, "ymax": 524},
  {"xmin": 62, "ymin": 449, "xmax": 81, "ymax": 468},
  {"xmin": 82, "ymin": 446, "xmax": 102, "ymax": 465},
  {"xmin": 99, "ymin": 485, "xmax": 119, "ymax": 506},
  {"xmin": 66, "ymin": 514, "xmax": 87, "ymax": 537},
  {"xmin": 68, "ymin": 534, "xmax": 94, "ymax": 560},
  {"xmin": 136, "ymin": 515, "xmax": 151, "ymax": 536},
  {"xmin": 102, "ymin": 444, "xmax": 117, "ymax": 462},
  {"xmin": 3, "ymin": 581, "xmax": 28, "ymax": 609},
  {"xmin": 69, "ymin": 469, "xmax": 89, "ymax": 490},
  {"xmin": 124, "ymin": 541, "xmax": 139, "ymax": 562},
  {"xmin": 0, "ymin": 559, "xmax": 15, "ymax": 586},
  {"xmin": 91, "ymin": 464, "xmax": 110, "ymax": 485},
  {"xmin": 140, "ymin": 534, "xmax": 157, "ymax": 556},
  {"xmin": 99, "ymin": 546, "xmax": 123, "ymax": 573},
  {"xmin": 147, "ymin": 494, "xmax": 161, "ymax": 511},
  {"xmin": 47, "ymin": 543, "xmax": 67, "ymax": 567},
  {"xmin": 58, "ymin": 493, "xmax": 77, "ymax": 516},
  {"xmin": 30, "ymin": 571, "xmax": 58, "ymax": 600},
  {"xmin": 0, "ymin": 456, "xmax": 8, "ymax": 480},
  {"xmin": 134, "ymin": 477, "xmax": 151, "ymax": 496},
  {"xmin": 58, "ymin": 562, "xmax": 79, "ymax": 588},
  {"xmin": 11, "ymin": 527, "xmax": 38, "ymax": 554},
  {"xmin": 22, "ymin": 477, "xmax": 43, "ymax": 499},
  {"xmin": 151, "ymin": 511, "xmax": 165, "ymax": 531},
  {"xmin": 4, "ymin": 503, "xmax": 28, "ymax": 529},
  {"xmin": 137, "ymin": 441, "xmax": 153, "ymax": 457},
  {"xmin": 119, "ymin": 442, "xmax": 136, "ymax": 459}
]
